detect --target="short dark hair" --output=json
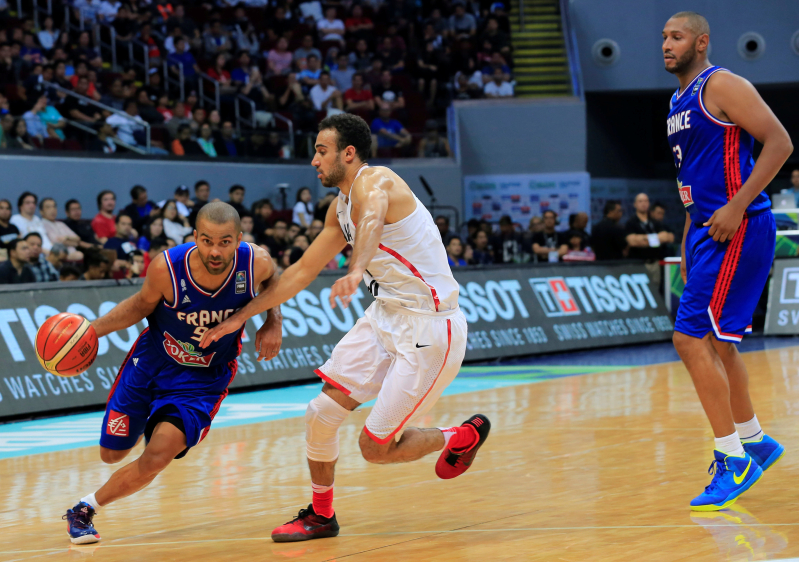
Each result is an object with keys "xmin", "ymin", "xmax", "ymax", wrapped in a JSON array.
[
  {"xmin": 130, "ymin": 185, "xmax": 147, "ymax": 200},
  {"xmin": 274, "ymin": 219, "xmax": 287, "ymax": 227},
  {"xmin": 65, "ymin": 198, "xmax": 80, "ymax": 212},
  {"xmin": 116, "ymin": 213, "xmax": 131, "ymax": 225},
  {"xmin": 229, "ymin": 184, "xmax": 245, "ymax": 194},
  {"xmin": 97, "ymin": 190, "xmax": 115, "ymax": 210},
  {"xmin": 24, "ymin": 232, "xmax": 42, "ymax": 242},
  {"xmin": 543, "ymin": 209, "xmax": 557, "ymax": 219},
  {"xmin": 150, "ymin": 235, "xmax": 169, "ymax": 252},
  {"xmin": 195, "ymin": 180, "xmax": 209, "ymax": 191},
  {"xmin": 7, "ymin": 238, "xmax": 26, "ymax": 253},
  {"xmin": 127, "ymin": 249, "xmax": 144, "ymax": 261},
  {"xmin": 603, "ymin": 200, "xmax": 621, "ymax": 216},
  {"xmin": 59, "ymin": 264, "xmax": 82, "ymax": 280},
  {"xmin": 499, "ymin": 215, "xmax": 513, "ymax": 226},
  {"xmin": 652, "ymin": 202, "xmax": 666, "ymax": 211},
  {"xmin": 0, "ymin": 198, "xmax": 10, "ymax": 209},
  {"xmin": 18, "ymin": 191, "xmax": 37, "ymax": 210},
  {"xmin": 39, "ymin": 197, "xmax": 55, "ymax": 211},
  {"xmin": 435, "ymin": 215, "xmax": 449, "ymax": 226},
  {"xmin": 84, "ymin": 250, "xmax": 109, "ymax": 270},
  {"xmin": 196, "ymin": 201, "xmax": 241, "ymax": 233},
  {"xmin": 318, "ymin": 113, "xmax": 372, "ymax": 162}
]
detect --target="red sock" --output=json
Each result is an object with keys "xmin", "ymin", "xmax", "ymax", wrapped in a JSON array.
[
  {"xmin": 447, "ymin": 425, "xmax": 479, "ymax": 452},
  {"xmin": 311, "ymin": 482, "xmax": 334, "ymax": 519}
]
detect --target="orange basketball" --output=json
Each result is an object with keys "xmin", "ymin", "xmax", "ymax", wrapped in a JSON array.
[{"xmin": 35, "ymin": 312, "xmax": 99, "ymax": 377}]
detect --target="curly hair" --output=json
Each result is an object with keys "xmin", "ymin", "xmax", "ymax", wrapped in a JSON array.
[{"xmin": 318, "ymin": 113, "xmax": 371, "ymax": 162}]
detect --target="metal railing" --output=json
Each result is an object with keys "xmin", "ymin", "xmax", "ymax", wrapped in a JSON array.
[
  {"xmin": 559, "ymin": 0, "xmax": 584, "ymax": 100},
  {"xmin": 274, "ymin": 112, "xmax": 294, "ymax": 151},
  {"xmin": 163, "ymin": 60, "xmax": 185, "ymax": 102},
  {"xmin": 234, "ymin": 95, "xmax": 295, "ymax": 150},
  {"xmin": 197, "ymin": 71, "xmax": 220, "ymax": 110},
  {"xmin": 64, "ymin": 3, "xmax": 88, "ymax": 32},
  {"xmin": 94, "ymin": 22, "xmax": 117, "ymax": 70},
  {"xmin": 33, "ymin": 0, "xmax": 53, "ymax": 30},
  {"xmin": 42, "ymin": 80, "xmax": 151, "ymax": 154},
  {"xmin": 130, "ymin": 39, "xmax": 151, "ymax": 85}
]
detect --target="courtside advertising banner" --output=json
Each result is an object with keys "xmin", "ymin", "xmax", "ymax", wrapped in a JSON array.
[
  {"xmin": 0, "ymin": 263, "xmax": 672, "ymax": 419},
  {"xmin": 765, "ymin": 258, "xmax": 799, "ymax": 335}
]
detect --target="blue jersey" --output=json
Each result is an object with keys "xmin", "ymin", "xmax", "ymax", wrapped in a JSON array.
[
  {"xmin": 145, "ymin": 242, "xmax": 256, "ymax": 369},
  {"xmin": 667, "ymin": 66, "xmax": 770, "ymax": 224}
]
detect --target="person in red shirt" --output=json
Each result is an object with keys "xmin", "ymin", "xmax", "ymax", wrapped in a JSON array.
[
  {"xmin": 207, "ymin": 53, "xmax": 237, "ymax": 96},
  {"xmin": 343, "ymin": 73, "xmax": 374, "ymax": 113},
  {"xmin": 69, "ymin": 61, "xmax": 101, "ymax": 100},
  {"xmin": 91, "ymin": 190, "xmax": 118, "ymax": 243},
  {"xmin": 344, "ymin": 4, "xmax": 374, "ymax": 41}
]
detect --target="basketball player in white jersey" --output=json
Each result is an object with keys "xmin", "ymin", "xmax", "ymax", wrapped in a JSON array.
[{"xmin": 199, "ymin": 114, "xmax": 489, "ymax": 541}]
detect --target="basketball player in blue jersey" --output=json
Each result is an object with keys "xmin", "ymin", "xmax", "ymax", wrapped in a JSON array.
[
  {"xmin": 663, "ymin": 12, "xmax": 793, "ymax": 511},
  {"xmin": 62, "ymin": 202, "xmax": 283, "ymax": 544}
]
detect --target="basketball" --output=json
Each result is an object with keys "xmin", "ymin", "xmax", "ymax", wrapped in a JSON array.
[{"xmin": 35, "ymin": 313, "xmax": 99, "ymax": 377}]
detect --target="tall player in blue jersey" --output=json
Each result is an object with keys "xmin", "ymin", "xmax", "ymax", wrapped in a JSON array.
[
  {"xmin": 61, "ymin": 202, "xmax": 283, "ymax": 544},
  {"xmin": 664, "ymin": 12, "xmax": 793, "ymax": 511}
]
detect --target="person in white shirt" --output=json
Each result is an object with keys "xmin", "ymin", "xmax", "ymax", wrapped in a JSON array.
[
  {"xmin": 317, "ymin": 7, "xmax": 345, "ymax": 43},
  {"xmin": 309, "ymin": 72, "xmax": 342, "ymax": 111},
  {"xmin": 484, "ymin": 67, "xmax": 514, "ymax": 98},
  {"xmin": 98, "ymin": 0, "xmax": 121, "ymax": 21},
  {"xmin": 39, "ymin": 197, "xmax": 84, "ymax": 260},
  {"xmin": 160, "ymin": 200, "xmax": 193, "ymax": 244},
  {"xmin": 106, "ymin": 100, "xmax": 146, "ymax": 146},
  {"xmin": 37, "ymin": 16, "xmax": 60, "ymax": 50},
  {"xmin": 292, "ymin": 187, "xmax": 314, "ymax": 227},
  {"xmin": 158, "ymin": 186, "xmax": 193, "ymax": 218},
  {"xmin": 10, "ymin": 191, "xmax": 52, "ymax": 253},
  {"xmin": 299, "ymin": 0, "xmax": 323, "ymax": 23}
]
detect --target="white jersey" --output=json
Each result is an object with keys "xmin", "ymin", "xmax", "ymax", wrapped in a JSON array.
[{"xmin": 336, "ymin": 165, "xmax": 459, "ymax": 314}]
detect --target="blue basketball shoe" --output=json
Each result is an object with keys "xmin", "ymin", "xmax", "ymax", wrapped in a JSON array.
[
  {"xmin": 690, "ymin": 450, "xmax": 763, "ymax": 511},
  {"xmin": 743, "ymin": 434, "xmax": 785, "ymax": 472},
  {"xmin": 63, "ymin": 502, "xmax": 101, "ymax": 544}
]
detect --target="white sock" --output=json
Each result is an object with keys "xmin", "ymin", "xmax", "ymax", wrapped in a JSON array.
[
  {"xmin": 438, "ymin": 427, "xmax": 456, "ymax": 447},
  {"xmin": 714, "ymin": 431, "xmax": 745, "ymax": 457},
  {"xmin": 735, "ymin": 415, "xmax": 763, "ymax": 442},
  {"xmin": 311, "ymin": 482, "xmax": 334, "ymax": 494},
  {"xmin": 80, "ymin": 493, "xmax": 101, "ymax": 512}
]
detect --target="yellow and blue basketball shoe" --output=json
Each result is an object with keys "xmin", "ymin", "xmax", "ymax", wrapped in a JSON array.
[
  {"xmin": 743, "ymin": 434, "xmax": 785, "ymax": 472},
  {"xmin": 690, "ymin": 450, "xmax": 763, "ymax": 512}
]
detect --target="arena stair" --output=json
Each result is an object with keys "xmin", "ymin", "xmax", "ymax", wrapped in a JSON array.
[{"xmin": 510, "ymin": 0, "xmax": 573, "ymax": 97}]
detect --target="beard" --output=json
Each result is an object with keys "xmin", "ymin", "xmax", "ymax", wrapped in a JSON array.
[
  {"xmin": 665, "ymin": 44, "xmax": 697, "ymax": 74},
  {"xmin": 197, "ymin": 249, "xmax": 234, "ymax": 275},
  {"xmin": 320, "ymin": 154, "xmax": 347, "ymax": 188}
]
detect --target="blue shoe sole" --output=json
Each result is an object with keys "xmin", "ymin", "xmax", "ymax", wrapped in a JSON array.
[
  {"xmin": 690, "ymin": 467, "xmax": 764, "ymax": 512},
  {"xmin": 758, "ymin": 445, "xmax": 785, "ymax": 472}
]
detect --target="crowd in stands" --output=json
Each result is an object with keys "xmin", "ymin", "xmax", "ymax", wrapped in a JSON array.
[
  {"xmin": 441, "ymin": 193, "xmax": 675, "ymax": 268},
  {"xmin": 0, "ymin": 0, "xmax": 513, "ymax": 158},
  {"xmin": 0, "ymin": 183, "xmax": 674, "ymax": 285}
]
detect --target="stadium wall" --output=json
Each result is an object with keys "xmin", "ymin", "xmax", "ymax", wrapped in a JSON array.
[
  {"xmin": 452, "ymin": 97, "xmax": 587, "ymax": 175},
  {"xmin": 571, "ymin": 0, "xmax": 799, "ymax": 92},
  {"xmin": 0, "ymin": 155, "xmax": 463, "ymax": 221}
]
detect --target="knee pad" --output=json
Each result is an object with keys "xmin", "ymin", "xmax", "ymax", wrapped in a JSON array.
[{"xmin": 306, "ymin": 392, "xmax": 351, "ymax": 462}]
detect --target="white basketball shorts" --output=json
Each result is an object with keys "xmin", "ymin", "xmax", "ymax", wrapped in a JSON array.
[{"xmin": 314, "ymin": 300, "xmax": 467, "ymax": 444}]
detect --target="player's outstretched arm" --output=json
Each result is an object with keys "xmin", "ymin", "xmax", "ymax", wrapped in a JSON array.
[
  {"xmin": 198, "ymin": 204, "xmax": 348, "ymax": 348},
  {"xmin": 250, "ymin": 244, "xmax": 283, "ymax": 361},
  {"xmin": 329, "ymin": 172, "xmax": 389, "ymax": 309},
  {"xmin": 92, "ymin": 253, "xmax": 170, "ymax": 338},
  {"xmin": 703, "ymin": 72, "xmax": 794, "ymax": 242}
]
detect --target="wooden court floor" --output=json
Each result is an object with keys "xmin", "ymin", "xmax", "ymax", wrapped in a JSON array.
[{"xmin": 3, "ymin": 345, "xmax": 799, "ymax": 561}]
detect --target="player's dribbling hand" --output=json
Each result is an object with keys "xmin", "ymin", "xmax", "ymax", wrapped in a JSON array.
[
  {"xmin": 255, "ymin": 316, "xmax": 282, "ymax": 361},
  {"xmin": 198, "ymin": 316, "xmax": 244, "ymax": 348},
  {"xmin": 703, "ymin": 202, "xmax": 744, "ymax": 243},
  {"xmin": 329, "ymin": 271, "xmax": 361, "ymax": 309}
]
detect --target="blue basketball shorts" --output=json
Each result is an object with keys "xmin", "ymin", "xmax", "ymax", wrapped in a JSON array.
[
  {"xmin": 675, "ymin": 211, "xmax": 775, "ymax": 343},
  {"xmin": 100, "ymin": 328, "xmax": 238, "ymax": 456}
]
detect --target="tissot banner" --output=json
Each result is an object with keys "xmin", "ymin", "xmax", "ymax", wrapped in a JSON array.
[
  {"xmin": 764, "ymin": 258, "xmax": 799, "ymax": 335},
  {"xmin": 0, "ymin": 264, "xmax": 672, "ymax": 419}
]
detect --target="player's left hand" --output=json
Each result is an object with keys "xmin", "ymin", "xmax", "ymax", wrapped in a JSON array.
[
  {"xmin": 703, "ymin": 202, "xmax": 744, "ymax": 243},
  {"xmin": 198, "ymin": 316, "xmax": 244, "ymax": 348},
  {"xmin": 329, "ymin": 271, "xmax": 361, "ymax": 309},
  {"xmin": 255, "ymin": 315, "xmax": 282, "ymax": 361}
]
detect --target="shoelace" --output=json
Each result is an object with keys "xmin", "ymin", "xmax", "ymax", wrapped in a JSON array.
[
  {"xmin": 704, "ymin": 459, "xmax": 726, "ymax": 492},
  {"xmin": 285, "ymin": 507, "xmax": 312, "ymax": 524},
  {"xmin": 62, "ymin": 509, "xmax": 94, "ymax": 529}
]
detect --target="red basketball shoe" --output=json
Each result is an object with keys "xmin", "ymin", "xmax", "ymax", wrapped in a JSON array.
[
  {"xmin": 435, "ymin": 414, "xmax": 491, "ymax": 480},
  {"xmin": 271, "ymin": 504, "xmax": 340, "ymax": 543}
]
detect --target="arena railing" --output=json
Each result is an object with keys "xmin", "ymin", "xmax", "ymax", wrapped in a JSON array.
[
  {"xmin": 33, "ymin": 0, "xmax": 52, "ymax": 29},
  {"xmin": 559, "ymin": 0, "xmax": 584, "ymax": 100},
  {"xmin": 130, "ymin": 39, "xmax": 151, "ymax": 85},
  {"xmin": 42, "ymin": 80, "xmax": 151, "ymax": 155},
  {"xmin": 197, "ymin": 71, "xmax": 221, "ymax": 110},
  {"xmin": 163, "ymin": 60, "xmax": 185, "ymax": 102},
  {"xmin": 94, "ymin": 22, "xmax": 118, "ymax": 71}
]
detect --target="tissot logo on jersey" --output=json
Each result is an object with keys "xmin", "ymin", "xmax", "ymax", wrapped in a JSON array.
[{"xmin": 667, "ymin": 109, "xmax": 692, "ymax": 136}]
